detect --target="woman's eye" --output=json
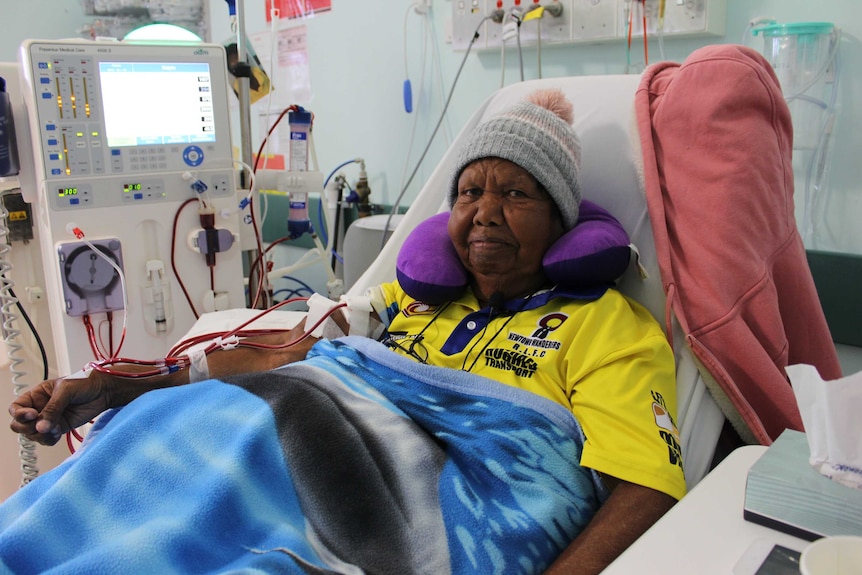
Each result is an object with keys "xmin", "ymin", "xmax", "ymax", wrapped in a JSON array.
[{"xmin": 507, "ymin": 189, "xmax": 527, "ymax": 198}]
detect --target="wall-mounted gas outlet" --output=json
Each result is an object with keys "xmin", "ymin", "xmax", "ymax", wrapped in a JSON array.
[
  {"xmin": 450, "ymin": 0, "xmax": 726, "ymax": 51},
  {"xmin": 518, "ymin": 0, "xmax": 572, "ymax": 47}
]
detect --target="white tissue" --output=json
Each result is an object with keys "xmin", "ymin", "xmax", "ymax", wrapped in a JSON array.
[{"xmin": 787, "ymin": 364, "xmax": 862, "ymax": 491}]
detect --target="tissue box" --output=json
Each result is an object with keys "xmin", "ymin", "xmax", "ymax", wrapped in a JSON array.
[{"xmin": 743, "ymin": 429, "xmax": 862, "ymax": 541}]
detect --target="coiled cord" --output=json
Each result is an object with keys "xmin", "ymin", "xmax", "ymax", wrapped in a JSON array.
[{"xmin": 0, "ymin": 194, "xmax": 39, "ymax": 485}]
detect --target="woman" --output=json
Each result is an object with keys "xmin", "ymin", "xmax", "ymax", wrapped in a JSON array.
[{"xmin": 8, "ymin": 90, "xmax": 683, "ymax": 575}]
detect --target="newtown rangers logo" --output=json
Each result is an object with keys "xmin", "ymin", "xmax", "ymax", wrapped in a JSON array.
[{"xmin": 507, "ymin": 312, "xmax": 566, "ymax": 351}]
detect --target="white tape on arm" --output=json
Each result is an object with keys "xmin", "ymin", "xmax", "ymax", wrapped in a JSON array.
[
  {"xmin": 366, "ymin": 285, "xmax": 391, "ymax": 329},
  {"xmin": 341, "ymin": 294, "xmax": 369, "ymax": 337},
  {"xmin": 187, "ymin": 348, "xmax": 209, "ymax": 383},
  {"xmin": 66, "ymin": 366, "xmax": 93, "ymax": 380},
  {"xmin": 305, "ymin": 293, "xmax": 343, "ymax": 339},
  {"xmin": 340, "ymin": 293, "xmax": 383, "ymax": 338}
]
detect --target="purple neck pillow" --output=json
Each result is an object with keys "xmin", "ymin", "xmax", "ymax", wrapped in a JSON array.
[{"xmin": 396, "ymin": 199, "xmax": 632, "ymax": 305}]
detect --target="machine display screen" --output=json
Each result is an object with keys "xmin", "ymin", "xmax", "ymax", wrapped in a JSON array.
[{"xmin": 99, "ymin": 62, "xmax": 216, "ymax": 148}]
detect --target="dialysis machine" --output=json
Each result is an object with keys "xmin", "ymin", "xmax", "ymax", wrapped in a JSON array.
[{"xmin": 14, "ymin": 39, "xmax": 245, "ymax": 375}]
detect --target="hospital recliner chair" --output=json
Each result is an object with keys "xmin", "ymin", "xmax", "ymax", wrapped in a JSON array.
[{"xmin": 348, "ymin": 44, "xmax": 842, "ymax": 490}]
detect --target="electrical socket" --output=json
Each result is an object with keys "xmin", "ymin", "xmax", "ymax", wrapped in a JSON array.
[
  {"xmin": 211, "ymin": 177, "xmax": 231, "ymax": 194},
  {"xmin": 451, "ymin": 0, "xmax": 487, "ymax": 50},
  {"xmin": 208, "ymin": 172, "xmax": 234, "ymax": 198}
]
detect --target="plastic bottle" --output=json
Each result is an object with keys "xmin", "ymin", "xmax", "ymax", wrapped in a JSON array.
[{"xmin": 0, "ymin": 76, "xmax": 20, "ymax": 178}]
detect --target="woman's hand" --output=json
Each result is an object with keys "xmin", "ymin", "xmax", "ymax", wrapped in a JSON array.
[
  {"xmin": 8, "ymin": 318, "xmax": 322, "ymax": 446},
  {"xmin": 8, "ymin": 370, "xmax": 116, "ymax": 446}
]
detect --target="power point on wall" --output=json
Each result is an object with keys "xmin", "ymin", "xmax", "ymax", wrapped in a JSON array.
[{"xmin": 414, "ymin": 0, "xmax": 432, "ymax": 15}]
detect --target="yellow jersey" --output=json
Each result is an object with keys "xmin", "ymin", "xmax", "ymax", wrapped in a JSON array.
[{"xmin": 372, "ymin": 280, "xmax": 687, "ymax": 501}]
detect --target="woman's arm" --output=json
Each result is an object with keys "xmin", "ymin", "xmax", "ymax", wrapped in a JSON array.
[
  {"xmin": 9, "ymin": 321, "xmax": 320, "ymax": 446},
  {"xmin": 544, "ymin": 479, "xmax": 676, "ymax": 575}
]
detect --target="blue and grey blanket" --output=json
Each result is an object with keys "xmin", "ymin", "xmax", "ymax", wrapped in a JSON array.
[{"xmin": 0, "ymin": 336, "xmax": 605, "ymax": 574}]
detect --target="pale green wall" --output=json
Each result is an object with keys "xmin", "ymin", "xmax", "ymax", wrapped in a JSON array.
[
  {"xmin": 2, "ymin": 0, "xmax": 860, "ymax": 254},
  {"xmin": 0, "ymin": 1, "xmax": 92, "ymax": 56},
  {"xmin": 215, "ymin": 0, "xmax": 862, "ymax": 255}
]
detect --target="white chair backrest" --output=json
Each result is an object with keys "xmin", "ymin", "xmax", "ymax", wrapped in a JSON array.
[{"xmin": 349, "ymin": 75, "xmax": 724, "ymax": 489}]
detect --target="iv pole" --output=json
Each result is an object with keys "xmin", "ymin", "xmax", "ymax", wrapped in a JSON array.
[
  {"xmin": 232, "ymin": 0, "xmax": 265, "ymax": 307},
  {"xmin": 234, "ymin": 0, "xmax": 253, "ymax": 173}
]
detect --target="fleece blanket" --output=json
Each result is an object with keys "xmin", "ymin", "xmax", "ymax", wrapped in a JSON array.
[{"xmin": 0, "ymin": 336, "xmax": 604, "ymax": 575}]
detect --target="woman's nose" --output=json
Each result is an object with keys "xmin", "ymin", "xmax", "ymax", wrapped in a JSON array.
[{"xmin": 473, "ymin": 193, "xmax": 504, "ymax": 225}]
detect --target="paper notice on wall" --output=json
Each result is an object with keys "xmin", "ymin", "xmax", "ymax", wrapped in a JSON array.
[
  {"xmin": 265, "ymin": 0, "xmax": 332, "ymax": 22},
  {"xmin": 249, "ymin": 25, "xmax": 312, "ymax": 107}
]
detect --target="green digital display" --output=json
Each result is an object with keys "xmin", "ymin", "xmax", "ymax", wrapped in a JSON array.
[
  {"xmin": 58, "ymin": 187, "xmax": 78, "ymax": 197},
  {"xmin": 123, "ymin": 183, "xmax": 142, "ymax": 193}
]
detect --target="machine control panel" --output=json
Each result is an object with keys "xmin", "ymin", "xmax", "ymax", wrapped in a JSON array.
[{"xmin": 20, "ymin": 40, "xmax": 236, "ymax": 210}]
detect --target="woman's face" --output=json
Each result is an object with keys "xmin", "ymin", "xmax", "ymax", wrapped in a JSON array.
[{"xmin": 448, "ymin": 157, "xmax": 565, "ymax": 301}]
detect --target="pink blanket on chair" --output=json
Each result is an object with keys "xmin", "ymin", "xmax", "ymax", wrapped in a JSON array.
[{"xmin": 634, "ymin": 44, "xmax": 842, "ymax": 445}]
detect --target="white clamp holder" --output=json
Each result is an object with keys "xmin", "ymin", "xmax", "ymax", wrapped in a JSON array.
[{"xmin": 212, "ymin": 335, "xmax": 241, "ymax": 350}]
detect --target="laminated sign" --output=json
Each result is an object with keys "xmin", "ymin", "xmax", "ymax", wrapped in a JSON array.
[{"xmin": 266, "ymin": 0, "xmax": 332, "ymax": 21}]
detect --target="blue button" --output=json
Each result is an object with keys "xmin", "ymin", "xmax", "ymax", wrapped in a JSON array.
[
  {"xmin": 111, "ymin": 149, "xmax": 121, "ymax": 156},
  {"xmin": 47, "ymin": 138, "xmax": 58, "ymax": 146},
  {"xmin": 69, "ymin": 198, "xmax": 80, "ymax": 205},
  {"xmin": 134, "ymin": 193, "xmax": 143, "ymax": 200},
  {"xmin": 51, "ymin": 168, "xmax": 61, "ymax": 175},
  {"xmin": 49, "ymin": 153, "xmax": 60, "ymax": 160},
  {"xmin": 40, "ymin": 77, "xmax": 50, "ymax": 84},
  {"xmin": 38, "ymin": 62, "xmax": 48, "ymax": 69},
  {"xmin": 182, "ymin": 145, "xmax": 204, "ymax": 167},
  {"xmin": 46, "ymin": 124, "xmax": 56, "ymax": 131},
  {"xmin": 41, "ymin": 92, "xmax": 52, "ymax": 99}
]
